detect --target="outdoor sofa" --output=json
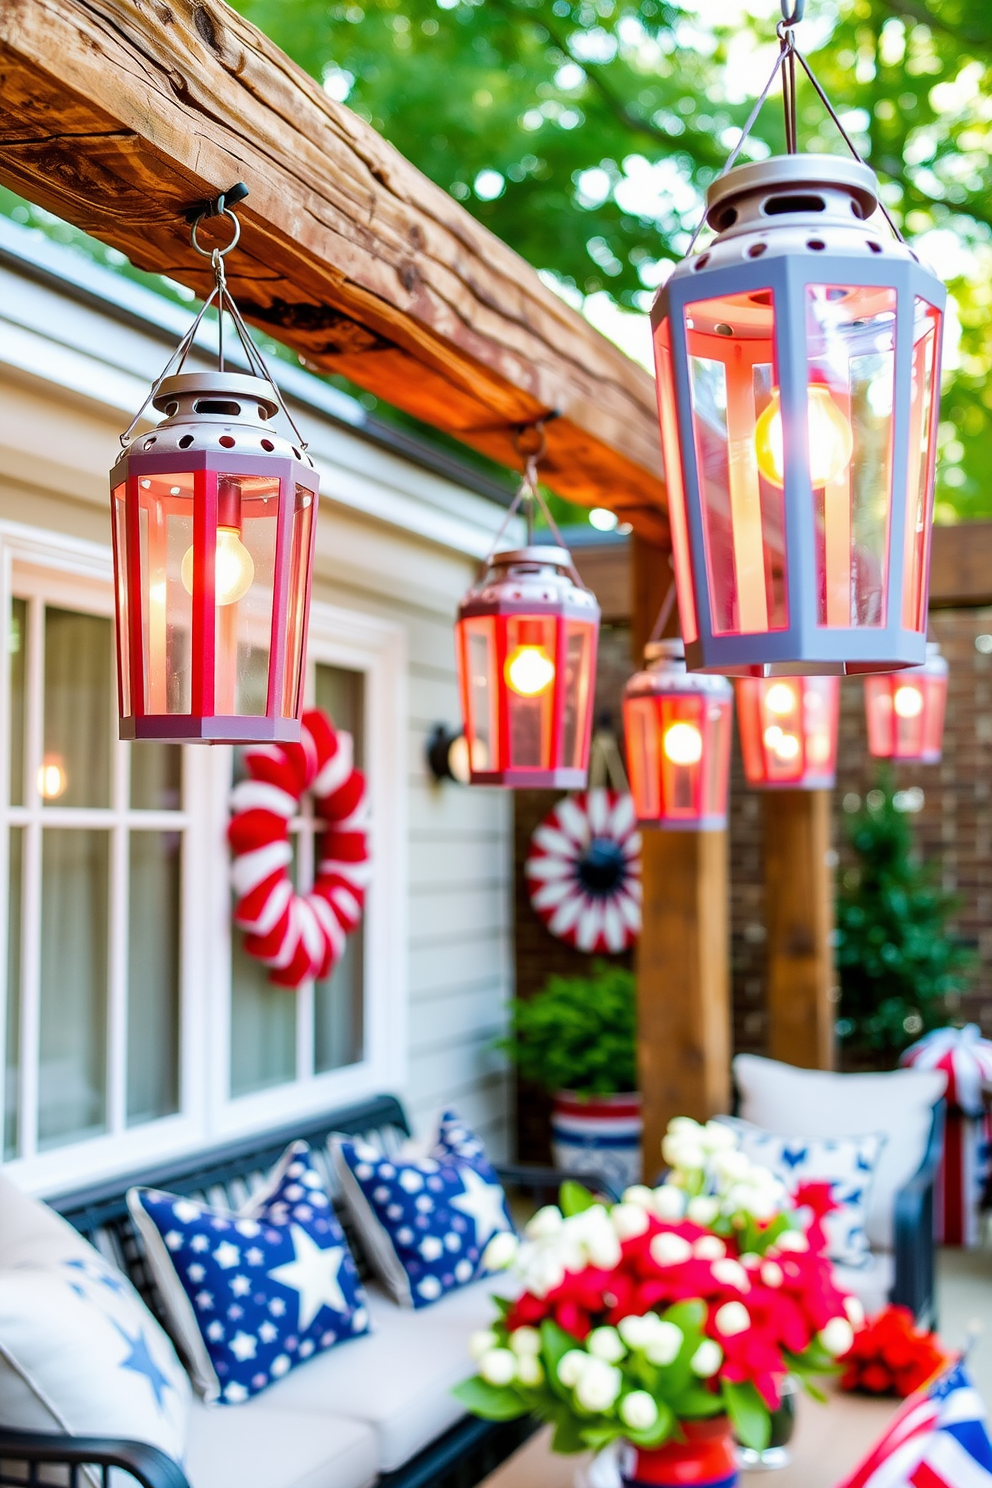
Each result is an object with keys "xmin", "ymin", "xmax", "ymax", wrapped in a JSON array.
[{"xmin": 0, "ymin": 1095, "xmax": 569, "ymax": 1488}]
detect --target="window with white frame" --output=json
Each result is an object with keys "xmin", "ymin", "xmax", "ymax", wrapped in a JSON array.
[{"xmin": 0, "ymin": 525, "xmax": 406, "ymax": 1192}]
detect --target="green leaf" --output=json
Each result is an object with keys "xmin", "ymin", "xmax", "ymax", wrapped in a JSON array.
[
  {"xmin": 550, "ymin": 1414, "xmax": 589, "ymax": 1455},
  {"xmin": 559, "ymin": 1180, "xmax": 598, "ymax": 1217},
  {"xmin": 627, "ymin": 1401, "xmax": 675, "ymax": 1448},
  {"xmin": 723, "ymin": 1380, "xmax": 771, "ymax": 1452},
  {"xmin": 671, "ymin": 1386, "xmax": 725, "ymax": 1419},
  {"xmin": 541, "ymin": 1319, "xmax": 580, "ymax": 1400},
  {"xmin": 580, "ymin": 1425, "xmax": 623, "ymax": 1452},
  {"xmin": 452, "ymin": 1376, "xmax": 527, "ymax": 1421}
]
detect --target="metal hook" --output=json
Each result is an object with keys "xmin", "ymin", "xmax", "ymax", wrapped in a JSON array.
[
  {"xmin": 190, "ymin": 206, "xmax": 242, "ymax": 260},
  {"xmin": 511, "ymin": 412, "xmax": 558, "ymax": 467},
  {"xmin": 780, "ymin": 0, "xmax": 804, "ymax": 23}
]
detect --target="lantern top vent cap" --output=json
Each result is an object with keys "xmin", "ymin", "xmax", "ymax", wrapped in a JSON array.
[
  {"xmin": 705, "ymin": 153, "xmax": 878, "ymax": 228},
  {"xmin": 152, "ymin": 370, "xmax": 280, "ymax": 419}
]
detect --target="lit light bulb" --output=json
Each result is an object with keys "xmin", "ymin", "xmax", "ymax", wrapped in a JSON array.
[
  {"xmin": 38, "ymin": 757, "xmax": 67, "ymax": 800},
  {"xmin": 754, "ymin": 386, "xmax": 854, "ymax": 489},
  {"xmin": 663, "ymin": 721, "xmax": 703, "ymax": 766},
  {"xmin": 893, "ymin": 684, "xmax": 924, "ymax": 719},
  {"xmin": 763, "ymin": 724, "xmax": 800, "ymax": 761},
  {"xmin": 181, "ymin": 528, "xmax": 254, "ymax": 606},
  {"xmin": 764, "ymin": 682, "xmax": 797, "ymax": 717},
  {"xmin": 505, "ymin": 645, "xmax": 556, "ymax": 697}
]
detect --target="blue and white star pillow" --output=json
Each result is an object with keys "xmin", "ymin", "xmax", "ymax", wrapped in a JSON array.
[
  {"xmin": 718, "ymin": 1116, "xmax": 887, "ymax": 1268},
  {"xmin": 128, "ymin": 1141, "xmax": 370, "ymax": 1404},
  {"xmin": 333, "ymin": 1110, "xmax": 514, "ymax": 1308}
]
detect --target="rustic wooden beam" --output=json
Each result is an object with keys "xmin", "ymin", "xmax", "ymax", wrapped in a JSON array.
[
  {"xmin": 762, "ymin": 790, "xmax": 835, "ymax": 1071},
  {"xmin": 0, "ymin": 0, "xmax": 667, "ymax": 539}
]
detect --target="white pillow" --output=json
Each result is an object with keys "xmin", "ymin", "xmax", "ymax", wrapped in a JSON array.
[
  {"xmin": 0, "ymin": 1173, "xmax": 189, "ymax": 1459},
  {"xmin": 733, "ymin": 1054, "xmax": 946, "ymax": 1250},
  {"xmin": 719, "ymin": 1116, "xmax": 885, "ymax": 1267}
]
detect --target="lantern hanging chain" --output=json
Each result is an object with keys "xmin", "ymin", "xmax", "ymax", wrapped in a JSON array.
[
  {"xmin": 647, "ymin": 577, "xmax": 679, "ymax": 645},
  {"xmin": 684, "ymin": 0, "xmax": 905, "ymax": 256},
  {"xmin": 476, "ymin": 418, "xmax": 591, "ymax": 592}
]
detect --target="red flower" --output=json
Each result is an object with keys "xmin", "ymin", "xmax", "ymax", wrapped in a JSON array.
[{"xmin": 839, "ymin": 1305, "xmax": 949, "ymax": 1398}]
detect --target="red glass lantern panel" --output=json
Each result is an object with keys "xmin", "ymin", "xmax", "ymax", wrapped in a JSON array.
[
  {"xmin": 736, "ymin": 674, "xmax": 839, "ymax": 789},
  {"xmin": 456, "ymin": 547, "xmax": 599, "ymax": 787},
  {"xmin": 864, "ymin": 642, "xmax": 947, "ymax": 763},
  {"xmin": 111, "ymin": 373, "xmax": 318, "ymax": 742},
  {"xmin": 623, "ymin": 641, "xmax": 733, "ymax": 829}
]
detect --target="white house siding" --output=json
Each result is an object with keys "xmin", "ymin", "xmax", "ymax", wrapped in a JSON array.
[{"xmin": 0, "ymin": 218, "xmax": 515, "ymax": 1181}]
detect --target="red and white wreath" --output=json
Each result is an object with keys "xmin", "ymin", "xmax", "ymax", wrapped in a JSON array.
[
  {"xmin": 228, "ymin": 709, "xmax": 371, "ymax": 989},
  {"xmin": 525, "ymin": 788, "xmax": 641, "ymax": 954}
]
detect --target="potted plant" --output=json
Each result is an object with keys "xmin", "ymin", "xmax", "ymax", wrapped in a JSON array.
[
  {"xmin": 457, "ymin": 1118, "xmax": 860, "ymax": 1487},
  {"xmin": 500, "ymin": 962, "xmax": 640, "ymax": 1190}
]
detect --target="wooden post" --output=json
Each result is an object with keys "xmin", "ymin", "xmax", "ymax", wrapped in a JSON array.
[
  {"xmin": 762, "ymin": 790, "xmax": 835, "ymax": 1070},
  {"xmin": 632, "ymin": 536, "xmax": 731, "ymax": 1178}
]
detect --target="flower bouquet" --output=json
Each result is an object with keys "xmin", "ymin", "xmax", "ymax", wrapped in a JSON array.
[
  {"xmin": 456, "ymin": 1118, "xmax": 862, "ymax": 1487},
  {"xmin": 839, "ymin": 1304, "xmax": 951, "ymax": 1398}
]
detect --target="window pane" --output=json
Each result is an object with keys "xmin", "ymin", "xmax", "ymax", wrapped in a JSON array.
[
  {"xmin": 43, "ymin": 608, "xmax": 112, "ymax": 807},
  {"xmin": 230, "ymin": 936, "xmax": 297, "ymax": 1096},
  {"xmin": 9, "ymin": 599, "xmax": 25, "ymax": 807},
  {"xmin": 39, "ymin": 829, "xmax": 108, "ymax": 1148},
  {"xmin": 127, "ymin": 832, "xmax": 180, "ymax": 1125},
  {"xmin": 315, "ymin": 933, "xmax": 364, "ymax": 1073},
  {"xmin": 315, "ymin": 663, "xmax": 364, "ymax": 766},
  {"xmin": 130, "ymin": 744, "xmax": 183, "ymax": 811},
  {"xmin": 4, "ymin": 827, "xmax": 22, "ymax": 1159}
]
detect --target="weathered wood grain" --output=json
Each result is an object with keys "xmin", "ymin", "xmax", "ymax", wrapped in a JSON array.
[
  {"xmin": 763, "ymin": 789, "xmax": 835, "ymax": 1072},
  {"xmin": 0, "ymin": 0, "xmax": 667, "ymax": 536}
]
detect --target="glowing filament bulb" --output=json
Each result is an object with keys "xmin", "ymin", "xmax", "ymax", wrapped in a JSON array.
[
  {"xmin": 894, "ymin": 684, "xmax": 924, "ymax": 718},
  {"xmin": 505, "ymin": 644, "xmax": 555, "ymax": 697},
  {"xmin": 181, "ymin": 528, "xmax": 254, "ymax": 606},
  {"xmin": 663, "ymin": 721, "xmax": 703, "ymax": 766},
  {"xmin": 764, "ymin": 682, "xmax": 797, "ymax": 717},
  {"xmin": 38, "ymin": 757, "xmax": 67, "ymax": 800},
  {"xmin": 763, "ymin": 724, "xmax": 800, "ymax": 762},
  {"xmin": 754, "ymin": 386, "xmax": 854, "ymax": 489}
]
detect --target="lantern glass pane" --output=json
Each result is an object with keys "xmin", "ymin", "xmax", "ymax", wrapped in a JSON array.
[
  {"xmin": 459, "ymin": 617, "xmax": 497, "ymax": 770},
  {"xmin": 684, "ymin": 290, "xmax": 787, "ymax": 637},
  {"xmin": 805, "ymin": 286, "xmax": 896, "ymax": 630},
  {"xmin": 281, "ymin": 485, "xmax": 316, "ymax": 718},
  {"xmin": 112, "ymin": 484, "xmax": 131, "ymax": 719},
  {"xmin": 706, "ymin": 697, "xmax": 733, "ymax": 817},
  {"xmin": 44, "ymin": 607, "xmax": 112, "ymax": 808},
  {"xmin": 659, "ymin": 693, "xmax": 706, "ymax": 821},
  {"xmin": 903, "ymin": 300, "xmax": 942, "ymax": 632},
  {"xmin": 505, "ymin": 615, "xmax": 556, "ymax": 769},
  {"xmin": 137, "ymin": 473, "xmax": 193, "ymax": 715},
  {"xmin": 654, "ymin": 318, "xmax": 698, "ymax": 643},
  {"xmin": 561, "ymin": 621, "xmax": 595, "ymax": 770},
  {"xmin": 625, "ymin": 698, "xmax": 660, "ymax": 820},
  {"xmin": 214, "ymin": 473, "xmax": 278, "ymax": 717}
]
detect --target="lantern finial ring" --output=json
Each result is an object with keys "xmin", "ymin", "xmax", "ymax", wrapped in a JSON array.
[{"xmin": 190, "ymin": 206, "xmax": 242, "ymax": 260}]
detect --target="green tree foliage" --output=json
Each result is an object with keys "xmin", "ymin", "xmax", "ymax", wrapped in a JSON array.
[
  {"xmin": 835, "ymin": 774, "xmax": 974, "ymax": 1060},
  {"xmin": 498, "ymin": 960, "xmax": 636, "ymax": 1093},
  {"xmin": 227, "ymin": 0, "xmax": 992, "ymax": 521}
]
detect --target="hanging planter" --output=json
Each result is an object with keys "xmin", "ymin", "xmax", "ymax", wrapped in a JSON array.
[
  {"xmin": 650, "ymin": 7, "xmax": 945, "ymax": 678},
  {"xmin": 455, "ymin": 425, "xmax": 600, "ymax": 787},
  {"xmin": 864, "ymin": 641, "xmax": 948, "ymax": 763},
  {"xmin": 736, "ymin": 675, "xmax": 840, "ymax": 789},
  {"xmin": 111, "ymin": 189, "xmax": 318, "ymax": 743}
]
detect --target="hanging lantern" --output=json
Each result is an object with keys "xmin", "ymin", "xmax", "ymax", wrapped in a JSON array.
[
  {"xmin": 623, "ymin": 640, "xmax": 733, "ymax": 829},
  {"xmin": 864, "ymin": 641, "xmax": 948, "ymax": 763},
  {"xmin": 456, "ymin": 546, "xmax": 599, "ymax": 787},
  {"xmin": 111, "ymin": 192, "xmax": 318, "ymax": 743},
  {"xmin": 650, "ymin": 13, "xmax": 945, "ymax": 678},
  {"xmin": 736, "ymin": 675, "xmax": 839, "ymax": 789}
]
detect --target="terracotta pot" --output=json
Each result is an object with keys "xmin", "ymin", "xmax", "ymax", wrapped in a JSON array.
[
  {"xmin": 620, "ymin": 1417, "xmax": 738, "ymax": 1488},
  {"xmin": 551, "ymin": 1090, "xmax": 643, "ymax": 1192}
]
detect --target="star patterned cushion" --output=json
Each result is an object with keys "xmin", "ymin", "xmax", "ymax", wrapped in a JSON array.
[
  {"xmin": 719, "ymin": 1116, "xmax": 887, "ymax": 1268},
  {"xmin": 128, "ymin": 1140, "xmax": 370, "ymax": 1404},
  {"xmin": 332, "ymin": 1109, "xmax": 514, "ymax": 1309}
]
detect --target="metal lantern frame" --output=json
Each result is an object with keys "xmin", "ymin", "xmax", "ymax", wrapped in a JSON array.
[
  {"xmin": 651, "ymin": 7, "xmax": 946, "ymax": 679},
  {"xmin": 864, "ymin": 640, "xmax": 948, "ymax": 764},
  {"xmin": 111, "ymin": 192, "xmax": 318, "ymax": 744},
  {"xmin": 736, "ymin": 674, "xmax": 840, "ymax": 790}
]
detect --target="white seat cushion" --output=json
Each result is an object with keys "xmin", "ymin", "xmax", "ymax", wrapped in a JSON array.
[
  {"xmin": 252, "ymin": 1279, "xmax": 499, "ymax": 1472},
  {"xmin": 733, "ymin": 1055, "xmax": 946, "ymax": 1249},
  {"xmin": 185, "ymin": 1398, "xmax": 377, "ymax": 1488},
  {"xmin": 832, "ymin": 1252, "xmax": 894, "ymax": 1318}
]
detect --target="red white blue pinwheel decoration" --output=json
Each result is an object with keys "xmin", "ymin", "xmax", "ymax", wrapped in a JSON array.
[{"xmin": 525, "ymin": 788, "xmax": 641, "ymax": 954}]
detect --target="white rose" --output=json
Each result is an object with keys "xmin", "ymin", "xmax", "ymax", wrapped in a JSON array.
[
  {"xmin": 690, "ymin": 1339, "xmax": 723, "ymax": 1378},
  {"xmin": 820, "ymin": 1317, "xmax": 855, "ymax": 1357},
  {"xmin": 776, "ymin": 1230, "xmax": 809, "ymax": 1253},
  {"xmin": 480, "ymin": 1348, "xmax": 517, "ymax": 1386},
  {"xmin": 669, "ymin": 1141, "xmax": 706, "ymax": 1172},
  {"xmin": 470, "ymin": 1329, "xmax": 499, "ymax": 1361},
  {"xmin": 693, "ymin": 1235, "xmax": 726, "ymax": 1261},
  {"xmin": 714, "ymin": 1302, "xmax": 751, "ymax": 1337},
  {"xmin": 701, "ymin": 1120, "xmax": 739, "ymax": 1153},
  {"xmin": 622, "ymin": 1185, "xmax": 656, "ymax": 1209},
  {"xmin": 711, "ymin": 1258, "xmax": 750, "ymax": 1292},
  {"xmin": 844, "ymin": 1296, "xmax": 865, "ymax": 1329},
  {"xmin": 645, "ymin": 1320, "xmax": 683, "ymax": 1366},
  {"xmin": 620, "ymin": 1391, "xmax": 660, "ymax": 1431},
  {"xmin": 557, "ymin": 1349, "xmax": 590, "ymax": 1388},
  {"xmin": 612, "ymin": 1203, "xmax": 650, "ymax": 1240},
  {"xmin": 586, "ymin": 1229, "xmax": 623, "ymax": 1270},
  {"xmin": 760, "ymin": 1261, "xmax": 784, "ymax": 1289},
  {"xmin": 686, "ymin": 1196, "xmax": 720, "ymax": 1226},
  {"xmin": 617, "ymin": 1313, "xmax": 657, "ymax": 1351},
  {"xmin": 516, "ymin": 1354, "xmax": 545, "ymax": 1387},
  {"xmin": 525, "ymin": 1206, "xmax": 564, "ymax": 1240},
  {"xmin": 509, "ymin": 1326, "xmax": 542, "ymax": 1357},
  {"xmin": 527, "ymin": 1254, "xmax": 565, "ymax": 1298},
  {"xmin": 712, "ymin": 1149, "xmax": 751, "ymax": 1182},
  {"xmin": 574, "ymin": 1358, "xmax": 623, "ymax": 1413},
  {"xmin": 587, "ymin": 1327, "xmax": 626, "ymax": 1364},
  {"xmin": 482, "ymin": 1231, "xmax": 519, "ymax": 1271},
  {"xmin": 650, "ymin": 1231, "xmax": 693, "ymax": 1267},
  {"xmin": 739, "ymin": 1252, "xmax": 763, "ymax": 1270},
  {"xmin": 652, "ymin": 1186, "xmax": 686, "ymax": 1221},
  {"xmin": 668, "ymin": 1117, "xmax": 704, "ymax": 1139}
]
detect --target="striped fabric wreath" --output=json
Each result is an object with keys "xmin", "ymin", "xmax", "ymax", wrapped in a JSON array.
[
  {"xmin": 525, "ymin": 787, "xmax": 641, "ymax": 954},
  {"xmin": 228, "ymin": 708, "xmax": 371, "ymax": 989}
]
